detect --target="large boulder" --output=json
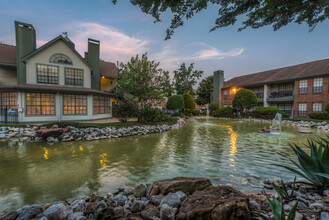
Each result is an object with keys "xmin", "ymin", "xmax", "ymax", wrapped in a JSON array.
[
  {"xmin": 176, "ymin": 185, "xmax": 251, "ymax": 220},
  {"xmin": 42, "ymin": 203, "xmax": 67, "ymax": 220},
  {"xmin": 17, "ymin": 204, "xmax": 44, "ymax": 220},
  {"xmin": 148, "ymin": 177, "xmax": 212, "ymax": 197},
  {"xmin": 37, "ymin": 128, "xmax": 63, "ymax": 140}
]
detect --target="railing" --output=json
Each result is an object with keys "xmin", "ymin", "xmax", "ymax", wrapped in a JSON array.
[
  {"xmin": 267, "ymin": 90, "xmax": 294, "ymax": 102},
  {"xmin": 0, "ymin": 107, "xmax": 18, "ymax": 124}
]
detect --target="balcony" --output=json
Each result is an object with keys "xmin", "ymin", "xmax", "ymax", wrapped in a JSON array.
[
  {"xmin": 267, "ymin": 90, "xmax": 294, "ymax": 102},
  {"xmin": 255, "ymin": 92, "xmax": 264, "ymax": 102}
]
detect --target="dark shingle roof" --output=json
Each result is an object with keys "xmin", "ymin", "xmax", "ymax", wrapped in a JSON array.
[
  {"xmin": 223, "ymin": 58, "xmax": 329, "ymax": 88},
  {"xmin": 100, "ymin": 60, "xmax": 118, "ymax": 78},
  {"xmin": 0, "ymin": 43, "xmax": 16, "ymax": 65}
]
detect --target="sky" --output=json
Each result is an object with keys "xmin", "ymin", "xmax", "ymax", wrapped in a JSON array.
[{"xmin": 0, "ymin": 0, "xmax": 329, "ymax": 82}]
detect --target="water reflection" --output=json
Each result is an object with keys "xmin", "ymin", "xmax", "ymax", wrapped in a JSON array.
[{"xmin": 43, "ymin": 147, "xmax": 49, "ymax": 160}]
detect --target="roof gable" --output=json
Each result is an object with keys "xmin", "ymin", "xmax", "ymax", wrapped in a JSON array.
[{"xmin": 0, "ymin": 43, "xmax": 16, "ymax": 66}]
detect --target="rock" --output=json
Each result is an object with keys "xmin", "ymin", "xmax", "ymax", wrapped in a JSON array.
[
  {"xmin": 295, "ymin": 212, "xmax": 303, "ymax": 220},
  {"xmin": 67, "ymin": 212, "xmax": 84, "ymax": 220},
  {"xmin": 43, "ymin": 203, "xmax": 67, "ymax": 220},
  {"xmin": 310, "ymin": 202, "xmax": 324, "ymax": 212},
  {"xmin": 0, "ymin": 210, "xmax": 20, "ymax": 220},
  {"xmin": 113, "ymin": 195, "xmax": 127, "ymax": 206},
  {"xmin": 46, "ymin": 136, "xmax": 55, "ymax": 142},
  {"xmin": 176, "ymin": 191, "xmax": 187, "ymax": 202},
  {"xmin": 17, "ymin": 204, "xmax": 44, "ymax": 220},
  {"xmin": 37, "ymin": 128, "xmax": 63, "ymax": 140},
  {"xmin": 134, "ymin": 183, "xmax": 147, "ymax": 198},
  {"xmin": 52, "ymin": 124, "xmax": 59, "ymax": 128},
  {"xmin": 141, "ymin": 204, "xmax": 160, "ymax": 220},
  {"xmin": 160, "ymin": 204, "xmax": 175, "ymax": 220},
  {"xmin": 160, "ymin": 193, "xmax": 181, "ymax": 208},
  {"xmin": 324, "ymin": 190, "xmax": 329, "ymax": 197},
  {"xmin": 63, "ymin": 126, "xmax": 70, "ymax": 133},
  {"xmin": 148, "ymin": 177, "xmax": 212, "ymax": 197},
  {"xmin": 150, "ymin": 194, "xmax": 164, "ymax": 206},
  {"xmin": 321, "ymin": 212, "xmax": 329, "ymax": 220},
  {"xmin": 131, "ymin": 200, "xmax": 143, "ymax": 213},
  {"xmin": 176, "ymin": 185, "xmax": 250, "ymax": 220},
  {"xmin": 284, "ymin": 204, "xmax": 292, "ymax": 211},
  {"xmin": 249, "ymin": 200, "xmax": 261, "ymax": 212},
  {"xmin": 70, "ymin": 199, "xmax": 85, "ymax": 212},
  {"xmin": 96, "ymin": 200, "xmax": 107, "ymax": 210}
]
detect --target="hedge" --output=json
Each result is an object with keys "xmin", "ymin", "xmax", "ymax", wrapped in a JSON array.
[
  {"xmin": 309, "ymin": 112, "xmax": 329, "ymax": 120},
  {"xmin": 183, "ymin": 93, "xmax": 196, "ymax": 109},
  {"xmin": 167, "ymin": 95, "xmax": 185, "ymax": 110},
  {"xmin": 212, "ymin": 107, "xmax": 234, "ymax": 118},
  {"xmin": 232, "ymin": 89, "xmax": 257, "ymax": 110},
  {"xmin": 209, "ymin": 102, "xmax": 218, "ymax": 111},
  {"xmin": 252, "ymin": 107, "xmax": 289, "ymax": 120}
]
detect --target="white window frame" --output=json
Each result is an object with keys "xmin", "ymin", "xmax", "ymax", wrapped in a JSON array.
[
  {"xmin": 312, "ymin": 103, "xmax": 322, "ymax": 112},
  {"xmin": 313, "ymin": 78, "xmax": 323, "ymax": 93},
  {"xmin": 299, "ymin": 80, "xmax": 307, "ymax": 94}
]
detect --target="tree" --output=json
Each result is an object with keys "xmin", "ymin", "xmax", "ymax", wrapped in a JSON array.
[
  {"xmin": 209, "ymin": 102, "xmax": 218, "ymax": 112},
  {"xmin": 113, "ymin": 0, "xmax": 329, "ymax": 40},
  {"xmin": 173, "ymin": 63, "xmax": 203, "ymax": 95},
  {"xmin": 113, "ymin": 94, "xmax": 139, "ymax": 122},
  {"xmin": 196, "ymin": 76, "xmax": 213, "ymax": 105},
  {"xmin": 116, "ymin": 53, "xmax": 171, "ymax": 104},
  {"xmin": 183, "ymin": 93, "xmax": 196, "ymax": 109},
  {"xmin": 167, "ymin": 95, "xmax": 185, "ymax": 110},
  {"xmin": 232, "ymin": 89, "xmax": 258, "ymax": 111}
]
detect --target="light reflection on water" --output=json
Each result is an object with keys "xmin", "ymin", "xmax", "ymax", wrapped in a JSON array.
[{"xmin": 0, "ymin": 119, "xmax": 326, "ymax": 212}]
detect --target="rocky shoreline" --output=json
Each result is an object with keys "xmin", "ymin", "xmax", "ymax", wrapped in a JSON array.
[
  {"xmin": 0, "ymin": 119, "xmax": 185, "ymax": 143},
  {"xmin": 193, "ymin": 116, "xmax": 329, "ymax": 131},
  {"xmin": 1, "ymin": 177, "xmax": 328, "ymax": 220}
]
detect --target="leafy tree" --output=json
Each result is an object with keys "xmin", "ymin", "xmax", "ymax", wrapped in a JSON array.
[
  {"xmin": 183, "ymin": 93, "xmax": 196, "ymax": 109},
  {"xmin": 113, "ymin": 94, "xmax": 139, "ymax": 122},
  {"xmin": 167, "ymin": 95, "xmax": 185, "ymax": 110},
  {"xmin": 196, "ymin": 76, "xmax": 213, "ymax": 105},
  {"xmin": 116, "ymin": 53, "xmax": 171, "ymax": 104},
  {"xmin": 173, "ymin": 63, "xmax": 203, "ymax": 95},
  {"xmin": 113, "ymin": 0, "xmax": 329, "ymax": 40},
  {"xmin": 209, "ymin": 102, "xmax": 218, "ymax": 111},
  {"xmin": 232, "ymin": 89, "xmax": 257, "ymax": 110}
]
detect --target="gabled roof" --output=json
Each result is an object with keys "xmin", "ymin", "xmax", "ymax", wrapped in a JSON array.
[
  {"xmin": 223, "ymin": 58, "xmax": 329, "ymax": 89},
  {"xmin": 100, "ymin": 60, "xmax": 118, "ymax": 78},
  {"xmin": 0, "ymin": 43, "xmax": 16, "ymax": 66},
  {"xmin": 21, "ymin": 35, "xmax": 94, "ymax": 70}
]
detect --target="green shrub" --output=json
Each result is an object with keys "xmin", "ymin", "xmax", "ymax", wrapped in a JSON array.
[
  {"xmin": 167, "ymin": 95, "xmax": 185, "ymax": 110},
  {"xmin": 113, "ymin": 97, "xmax": 139, "ymax": 122},
  {"xmin": 309, "ymin": 112, "xmax": 329, "ymax": 120},
  {"xmin": 276, "ymin": 136, "xmax": 329, "ymax": 187},
  {"xmin": 138, "ymin": 104, "xmax": 165, "ymax": 123},
  {"xmin": 183, "ymin": 93, "xmax": 196, "ymax": 109},
  {"xmin": 263, "ymin": 193, "xmax": 298, "ymax": 220},
  {"xmin": 209, "ymin": 102, "xmax": 218, "ymax": 111},
  {"xmin": 212, "ymin": 107, "xmax": 234, "ymax": 118},
  {"xmin": 172, "ymin": 112, "xmax": 182, "ymax": 117},
  {"xmin": 252, "ymin": 107, "xmax": 289, "ymax": 120},
  {"xmin": 232, "ymin": 89, "xmax": 257, "ymax": 110},
  {"xmin": 271, "ymin": 177, "xmax": 296, "ymax": 201},
  {"xmin": 192, "ymin": 109, "xmax": 200, "ymax": 116},
  {"xmin": 325, "ymin": 101, "xmax": 329, "ymax": 112}
]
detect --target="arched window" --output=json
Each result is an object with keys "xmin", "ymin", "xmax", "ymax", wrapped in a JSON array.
[{"xmin": 49, "ymin": 54, "xmax": 72, "ymax": 65}]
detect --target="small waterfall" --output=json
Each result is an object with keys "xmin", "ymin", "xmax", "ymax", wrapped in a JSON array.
[{"xmin": 272, "ymin": 113, "xmax": 282, "ymax": 134}]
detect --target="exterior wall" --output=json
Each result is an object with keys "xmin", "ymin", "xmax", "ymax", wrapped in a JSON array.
[
  {"xmin": 25, "ymin": 40, "xmax": 92, "ymax": 88},
  {"xmin": 17, "ymin": 92, "xmax": 112, "ymax": 123},
  {"xmin": 100, "ymin": 77, "xmax": 115, "ymax": 92},
  {"xmin": 293, "ymin": 77, "xmax": 329, "ymax": 117},
  {"xmin": 0, "ymin": 66, "xmax": 17, "ymax": 86}
]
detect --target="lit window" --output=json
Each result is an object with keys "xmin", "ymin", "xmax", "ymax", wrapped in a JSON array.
[
  {"xmin": 298, "ymin": 103, "xmax": 307, "ymax": 117},
  {"xmin": 63, "ymin": 94, "xmax": 87, "ymax": 115},
  {"xmin": 313, "ymin": 78, "xmax": 323, "ymax": 93},
  {"xmin": 312, "ymin": 103, "xmax": 322, "ymax": 112},
  {"xmin": 299, "ymin": 80, "xmax": 307, "ymax": 94},
  {"xmin": 0, "ymin": 92, "xmax": 17, "ymax": 109},
  {"xmin": 37, "ymin": 64, "xmax": 59, "ymax": 84},
  {"xmin": 50, "ymin": 54, "xmax": 72, "ymax": 64},
  {"xmin": 26, "ymin": 93, "xmax": 55, "ymax": 115},
  {"xmin": 93, "ymin": 96, "xmax": 111, "ymax": 114},
  {"xmin": 65, "ymin": 68, "xmax": 83, "ymax": 86}
]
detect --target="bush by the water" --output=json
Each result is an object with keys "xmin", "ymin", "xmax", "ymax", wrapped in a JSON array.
[
  {"xmin": 212, "ymin": 107, "xmax": 234, "ymax": 118},
  {"xmin": 209, "ymin": 102, "xmax": 218, "ymax": 111},
  {"xmin": 308, "ymin": 112, "xmax": 329, "ymax": 120},
  {"xmin": 183, "ymin": 93, "xmax": 196, "ymax": 109},
  {"xmin": 252, "ymin": 107, "xmax": 289, "ymax": 119},
  {"xmin": 325, "ymin": 101, "xmax": 329, "ymax": 112},
  {"xmin": 232, "ymin": 89, "xmax": 258, "ymax": 110},
  {"xmin": 138, "ymin": 104, "xmax": 165, "ymax": 123},
  {"xmin": 167, "ymin": 95, "xmax": 185, "ymax": 110},
  {"xmin": 113, "ymin": 97, "xmax": 139, "ymax": 122}
]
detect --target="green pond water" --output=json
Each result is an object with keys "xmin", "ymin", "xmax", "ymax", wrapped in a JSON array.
[{"xmin": 0, "ymin": 119, "xmax": 327, "ymax": 212}]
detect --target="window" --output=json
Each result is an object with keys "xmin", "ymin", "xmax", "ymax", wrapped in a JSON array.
[
  {"xmin": 299, "ymin": 80, "xmax": 307, "ymax": 94},
  {"xmin": 223, "ymin": 90, "xmax": 228, "ymax": 99},
  {"xmin": 0, "ymin": 92, "xmax": 17, "ymax": 109},
  {"xmin": 36, "ymin": 64, "xmax": 59, "ymax": 84},
  {"xmin": 278, "ymin": 83, "xmax": 293, "ymax": 91},
  {"xmin": 63, "ymin": 94, "xmax": 87, "ymax": 115},
  {"xmin": 298, "ymin": 103, "xmax": 307, "ymax": 117},
  {"xmin": 50, "ymin": 54, "xmax": 72, "ymax": 64},
  {"xmin": 93, "ymin": 96, "xmax": 111, "ymax": 114},
  {"xmin": 312, "ymin": 103, "xmax": 322, "ymax": 112},
  {"xmin": 230, "ymin": 90, "xmax": 234, "ymax": 98},
  {"xmin": 65, "ymin": 68, "xmax": 83, "ymax": 86},
  {"xmin": 313, "ymin": 78, "xmax": 323, "ymax": 93},
  {"xmin": 278, "ymin": 103, "xmax": 292, "ymax": 116},
  {"xmin": 26, "ymin": 93, "xmax": 55, "ymax": 115}
]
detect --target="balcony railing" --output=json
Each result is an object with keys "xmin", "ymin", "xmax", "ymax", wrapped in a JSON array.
[{"xmin": 267, "ymin": 90, "xmax": 294, "ymax": 102}]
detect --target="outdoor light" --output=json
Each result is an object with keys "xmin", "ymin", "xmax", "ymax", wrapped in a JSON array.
[{"xmin": 233, "ymin": 88, "xmax": 236, "ymax": 93}]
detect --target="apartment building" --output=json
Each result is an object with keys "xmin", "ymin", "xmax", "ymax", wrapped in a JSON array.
[
  {"xmin": 212, "ymin": 58, "xmax": 329, "ymax": 118},
  {"xmin": 0, "ymin": 21, "xmax": 118, "ymax": 123}
]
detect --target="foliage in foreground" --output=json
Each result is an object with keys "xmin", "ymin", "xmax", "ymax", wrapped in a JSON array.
[
  {"xmin": 138, "ymin": 104, "xmax": 165, "ymax": 123},
  {"xmin": 253, "ymin": 107, "xmax": 289, "ymax": 120},
  {"xmin": 212, "ymin": 107, "xmax": 234, "ymax": 118},
  {"xmin": 113, "ymin": 95, "xmax": 139, "ymax": 121},
  {"xmin": 209, "ymin": 102, "xmax": 218, "ymax": 112},
  {"xmin": 183, "ymin": 93, "xmax": 196, "ymax": 110},
  {"xmin": 232, "ymin": 89, "xmax": 258, "ymax": 111},
  {"xmin": 277, "ymin": 136, "xmax": 329, "ymax": 187},
  {"xmin": 167, "ymin": 95, "xmax": 185, "ymax": 110},
  {"xmin": 271, "ymin": 177, "xmax": 296, "ymax": 201},
  {"xmin": 309, "ymin": 112, "xmax": 329, "ymax": 120}
]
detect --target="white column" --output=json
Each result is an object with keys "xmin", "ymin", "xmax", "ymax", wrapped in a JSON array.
[{"xmin": 263, "ymin": 84, "xmax": 268, "ymax": 107}]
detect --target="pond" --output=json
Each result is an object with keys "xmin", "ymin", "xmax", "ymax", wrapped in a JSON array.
[{"xmin": 0, "ymin": 119, "xmax": 326, "ymax": 212}]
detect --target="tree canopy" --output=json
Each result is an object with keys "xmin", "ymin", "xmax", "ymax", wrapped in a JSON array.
[
  {"xmin": 232, "ymin": 89, "xmax": 258, "ymax": 110},
  {"xmin": 173, "ymin": 63, "xmax": 203, "ymax": 95},
  {"xmin": 183, "ymin": 93, "xmax": 196, "ymax": 109},
  {"xmin": 167, "ymin": 95, "xmax": 185, "ymax": 110},
  {"xmin": 116, "ymin": 53, "xmax": 171, "ymax": 104},
  {"xmin": 196, "ymin": 75, "xmax": 213, "ymax": 105},
  {"xmin": 113, "ymin": 0, "xmax": 329, "ymax": 40}
]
